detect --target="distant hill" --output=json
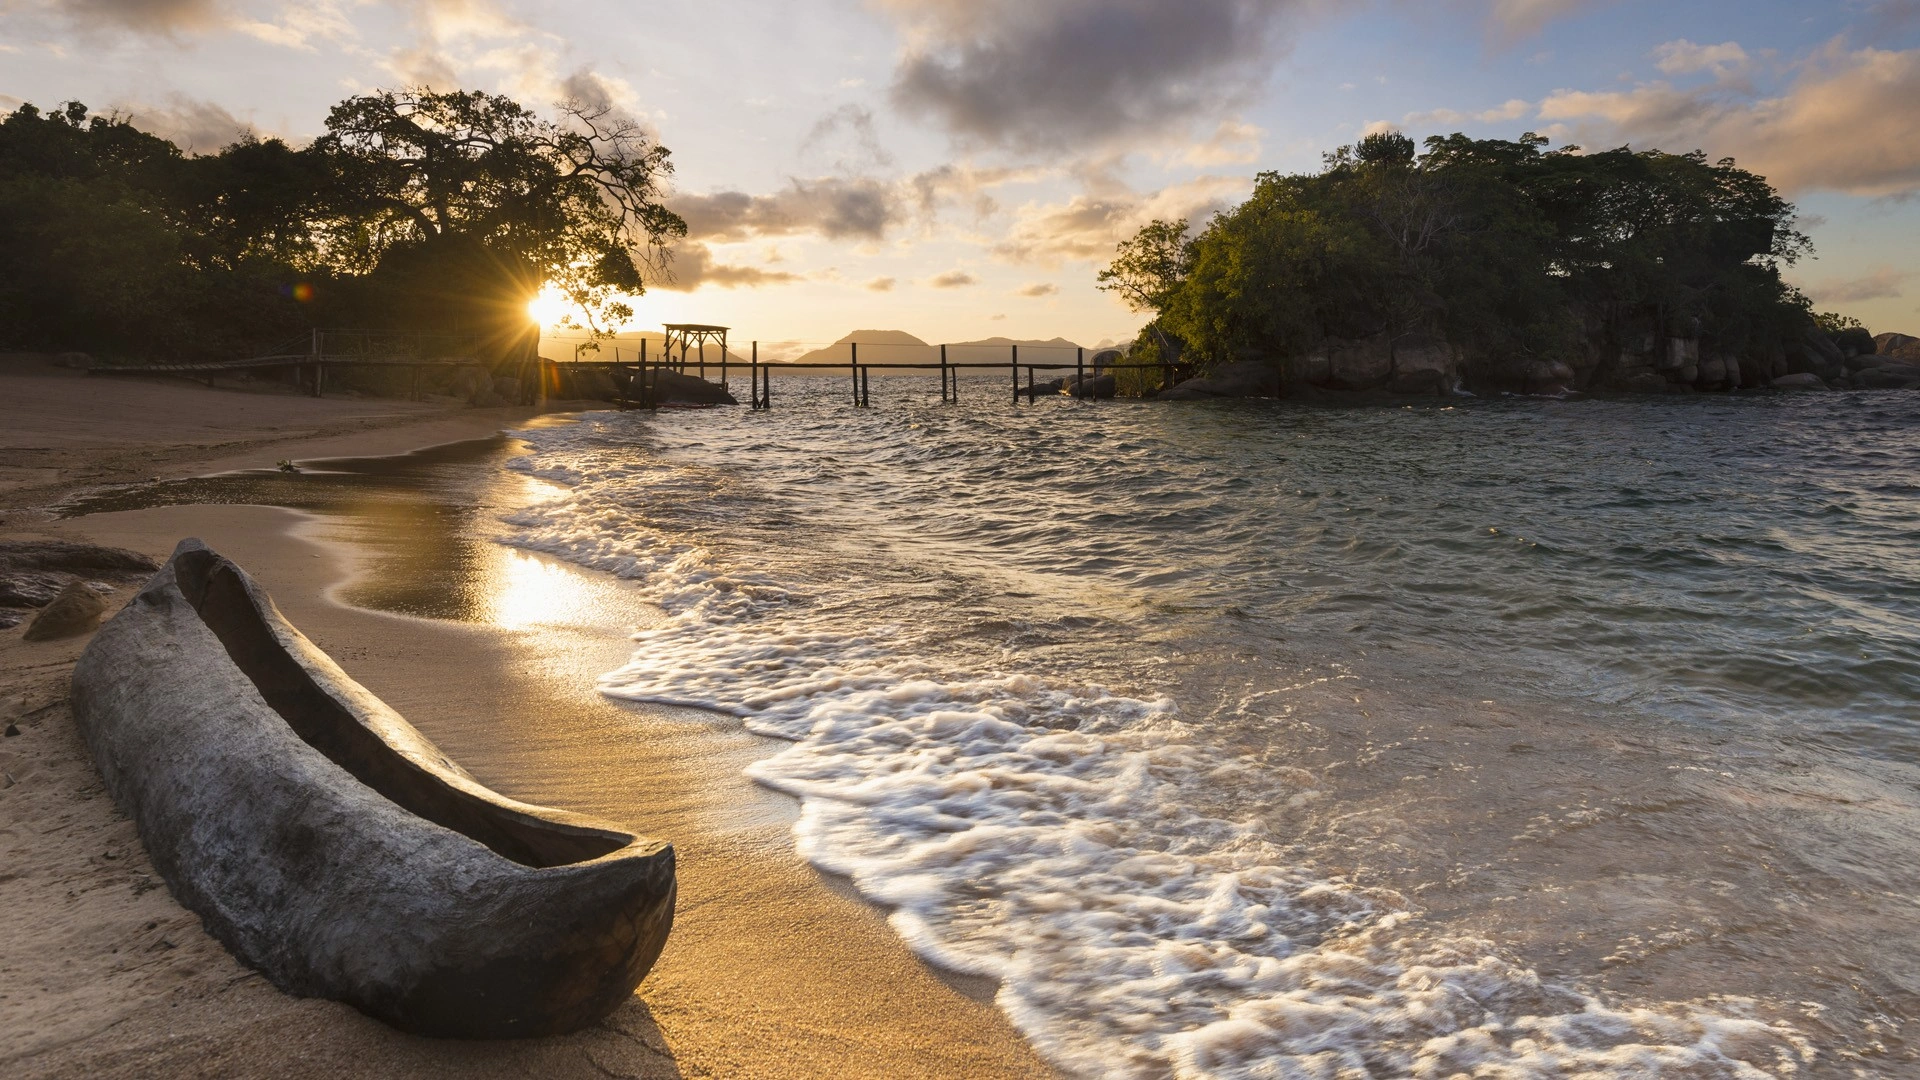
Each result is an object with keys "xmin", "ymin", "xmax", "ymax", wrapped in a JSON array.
[{"xmin": 789, "ymin": 330, "xmax": 1090, "ymax": 367}]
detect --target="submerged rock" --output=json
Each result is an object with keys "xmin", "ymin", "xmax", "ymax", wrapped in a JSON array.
[{"xmin": 1771, "ymin": 373, "xmax": 1829, "ymax": 390}]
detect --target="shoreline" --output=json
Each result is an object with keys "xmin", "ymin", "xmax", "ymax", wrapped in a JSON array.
[{"xmin": 1, "ymin": 382, "xmax": 1055, "ymax": 1077}]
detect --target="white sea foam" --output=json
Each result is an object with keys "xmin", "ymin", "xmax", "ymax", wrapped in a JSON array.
[{"xmin": 501, "ymin": 419, "xmax": 1812, "ymax": 1078}]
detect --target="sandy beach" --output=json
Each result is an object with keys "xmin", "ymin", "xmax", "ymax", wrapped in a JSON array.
[{"xmin": 0, "ymin": 357, "xmax": 1053, "ymax": 1078}]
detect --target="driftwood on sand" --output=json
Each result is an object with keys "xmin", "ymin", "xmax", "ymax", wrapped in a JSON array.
[{"xmin": 70, "ymin": 539, "xmax": 675, "ymax": 1038}]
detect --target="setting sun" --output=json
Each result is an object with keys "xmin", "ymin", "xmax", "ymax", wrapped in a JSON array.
[{"xmin": 526, "ymin": 286, "xmax": 571, "ymax": 328}]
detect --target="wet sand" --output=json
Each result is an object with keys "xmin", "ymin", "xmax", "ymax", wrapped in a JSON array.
[{"xmin": 0, "ymin": 371, "xmax": 1054, "ymax": 1077}]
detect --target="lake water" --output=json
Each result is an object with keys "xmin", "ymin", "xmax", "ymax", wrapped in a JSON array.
[{"xmin": 496, "ymin": 381, "xmax": 1920, "ymax": 1078}]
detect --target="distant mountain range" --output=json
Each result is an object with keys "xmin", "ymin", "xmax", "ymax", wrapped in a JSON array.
[{"xmin": 787, "ymin": 330, "xmax": 1092, "ymax": 366}]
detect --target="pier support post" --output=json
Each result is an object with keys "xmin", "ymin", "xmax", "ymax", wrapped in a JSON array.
[{"xmin": 1010, "ymin": 344, "xmax": 1019, "ymax": 405}]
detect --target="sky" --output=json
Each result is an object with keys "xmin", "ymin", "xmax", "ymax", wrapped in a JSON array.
[{"xmin": 2, "ymin": 0, "xmax": 1918, "ymax": 352}]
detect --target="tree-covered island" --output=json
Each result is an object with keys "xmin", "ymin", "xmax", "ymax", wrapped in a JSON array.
[{"xmin": 1104, "ymin": 131, "xmax": 1895, "ymax": 397}]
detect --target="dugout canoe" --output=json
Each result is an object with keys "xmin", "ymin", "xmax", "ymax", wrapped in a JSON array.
[{"xmin": 70, "ymin": 538, "xmax": 675, "ymax": 1038}]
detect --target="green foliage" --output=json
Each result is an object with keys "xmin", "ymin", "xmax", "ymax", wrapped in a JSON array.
[
  {"xmin": 1108, "ymin": 129, "xmax": 1815, "ymax": 384},
  {"xmin": 1812, "ymin": 310, "xmax": 1863, "ymax": 334},
  {"xmin": 0, "ymin": 87, "xmax": 685, "ymax": 361}
]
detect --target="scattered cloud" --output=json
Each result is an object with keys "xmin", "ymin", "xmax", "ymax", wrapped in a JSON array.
[
  {"xmin": 659, "ymin": 243, "xmax": 804, "ymax": 291},
  {"xmin": 878, "ymin": 0, "xmax": 1309, "ymax": 152},
  {"xmin": 42, "ymin": 0, "xmax": 221, "ymax": 33},
  {"xmin": 672, "ymin": 177, "xmax": 904, "ymax": 243},
  {"xmin": 118, "ymin": 94, "xmax": 255, "ymax": 152},
  {"xmin": 1539, "ymin": 43, "xmax": 1920, "ymax": 197},
  {"xmin": 929, "ymin": 270, "xmax": 978, "ymax": 288},
  {"xmin": 994, "ymin": 173, "xmax": 1248, "ymax": 265},
  {"xmin": 1805, "ymin": 266, "xmax": 1912, "ymax": 304},
  {"xmin": 866, "ymin": 276, "xmax": 897, "ymax": 291},
  {"xmin": 1017, "ymin": 282, "xmax": 1059, "ymax": 297},
  {"xmin": 802, "ymin": 103, "xmax": 894, "ymax": 171},
  {"xmin": 1401, "ymin": 98, "xmax": 1531, "ymax": 131},
  {"xmin": 1485, "ymin": 0, "xmax": 1609, "ymax": 43},
  {"xmin": 1180, "ymin": 118, "xmax": 1264, "ymax": 166},
  {"xmin": 1652, "ymin": 39, "xmax": 1751, "ymax": 79}
]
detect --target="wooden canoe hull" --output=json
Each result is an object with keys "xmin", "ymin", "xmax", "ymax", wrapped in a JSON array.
[{"xmin": 71, "ymin": 539, "xmax": 675, "ymax": 1038}]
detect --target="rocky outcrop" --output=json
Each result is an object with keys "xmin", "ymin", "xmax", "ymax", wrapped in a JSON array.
[
  {"xmin": 1388, "ymin": 335, "xmax": 1458, "ymax": 395},
  {"xmin": 1846, "ymin": 362, "xmax": 1920, "ymax": 390},
  {"xmin": 1068, "ymin": 373, "xmax": 1117, "ymax": 399},
  {"xmin": 1326, "ymin": 337, "xmax": 1392, "ymax": 390},
  {"xmin": 648, "ymin": 369, "xmax": 737, "ymax": 405},
  {"xmin": 1876, "ymin": 332, "xmax": 1920, "ymax": 362},
  {"xmin": 1159, "ymin": 360, "xmax": 1283, "ymax": 400},
  {"xmin": 1771, "ymin": 373, "xmax": 1829, "ymax": 390}
]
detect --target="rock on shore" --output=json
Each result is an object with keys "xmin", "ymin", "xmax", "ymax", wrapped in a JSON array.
[{"xmin": 1144, "ymin": 320, "xmax": 1920, "ymax": 400}]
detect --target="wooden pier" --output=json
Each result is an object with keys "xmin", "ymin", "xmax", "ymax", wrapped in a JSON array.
[
  {"xmin": 85, "ymin": 327, "xmax": 1186, "ymax": 410},
  {"xmin": 556, "ymin": 337, "xmax": 1181, "ymax": 411}
]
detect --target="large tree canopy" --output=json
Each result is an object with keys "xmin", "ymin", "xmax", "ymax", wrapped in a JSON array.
[
  {"xmin": 1112, "ymin": 130, "xmax": 1818, "ymax": 388},
  {"xmin": 0, "ymin": 87, "xmax": 686, "ymax": 361},
  {"xmin": 312, "ymin": 89, "xmax": 685, "ymax": 337}
]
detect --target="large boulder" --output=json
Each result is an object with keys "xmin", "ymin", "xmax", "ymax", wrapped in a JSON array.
[
  {"xmin": 1020, "ymin": 377, "xmax": 1067, "ymax": 399},
  {"xmin": 1067, "ymin": 373, "xmax": 1116, "ymax": 399},
  {"xmin": 649, "ymin": 369, "xmax": 738, "ymax": 405},
  {"xmin": 1772, "ymin": 372, "xmax": 1829, "ymax": 390},
  {"xmin": 1292, "ymin": 350, "xmax": 1332, "ymax": 386},
  {"xmin": 1523, "ymin": 359, "xmax": 1576, "ymax": 396},
  {"xmin": 1325, "ymin": 336, "xmax": 1393, "ymax": 390},
  {"xmin": 1087, "ymin": 348, "xmax": 1124, "ymax": 369},
  {"xmin": 1856, "ymin": 365, "xmax": 1920, "ymax": 390},
  {"xmin": 1875, "ymin": 332, "xmax": 1920, "ymax": 361},
  {"xmin": 1660, "ymin": 337, "xmax": 1699, "ymax": 372},
  {"xmin": 1835, "ymin": 326, "xmax": 1876, "ymax": 359},
  {"xmin": 1621, "ymin": 371, "xmax": 1670, "ymax": 394},
  {"xmin": 1388, "ymin": 334, "xmax": 1457, "ymax": 395},
  {"xmin": 1157, "ymin": 360, "xmax": 1282, "ymax": 400}
]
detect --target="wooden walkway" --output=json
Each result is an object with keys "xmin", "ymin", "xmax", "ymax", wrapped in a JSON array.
[{"xmin": 559, "ymin": 340, "xmax": 1178, "ymax": 410}]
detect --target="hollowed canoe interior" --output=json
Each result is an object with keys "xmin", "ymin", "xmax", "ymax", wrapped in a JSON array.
[{"xmin": 175, "ymin": 549, "xmax": 628, "ymax": 869}]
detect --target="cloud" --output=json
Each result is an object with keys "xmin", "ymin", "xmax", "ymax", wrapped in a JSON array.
[
  {"xmin": 1805, "ymin": 266, "xmax": 1912, "ymax": 304},
  {"xmin": 866, "ymin": 276, "xmax": 897, "ymax": 291},
  {"xmin": 1180, "ymin": 118, "xmax": 1264, "ymax": 166},
  {"xmin": 1401, "ymin": 98, "xmax": 1531, "ymax": 130},
  {"xmin": 1017, "ymin": 282, "xmax": 1058, "ymax": 297},
  {"xmin": 994, "ymin": 174, "xmax": 1249, "ymax": 265},
  {"xmin": 1652, "ymin": 39, "xmax": 1750, "ymax": 78},
  {"xmin": 802, "ymin": 104, "xmax": 893, "ymax": 170},
  {"xmin": 1539, "ymin": 43, "xmax": 1920, "ymax": 197},
  {"xmin": 658, "ymin": 243, "xmax": 804, "ymax": 291},
  {"xmin": 929, "ymin": 270, "xmax": 977, "ymax": 288},
  {"xmin": 1486, "ymin": 0, "xmax": 1607, "ymax": 42},
  {"xmin": 672, "ymin": 177, "xmax": 904, "ymax": 242},
  {"xmin": 118, "ymin": 94, "xmax": 255, "ymax": 152},
  {"xmin": 878, "ymin": 0, "xmax": 1308, "ymax": 151},
  {"xmin": 42, "ymin": 0, "xmax": 220, "ymax": 33}
]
